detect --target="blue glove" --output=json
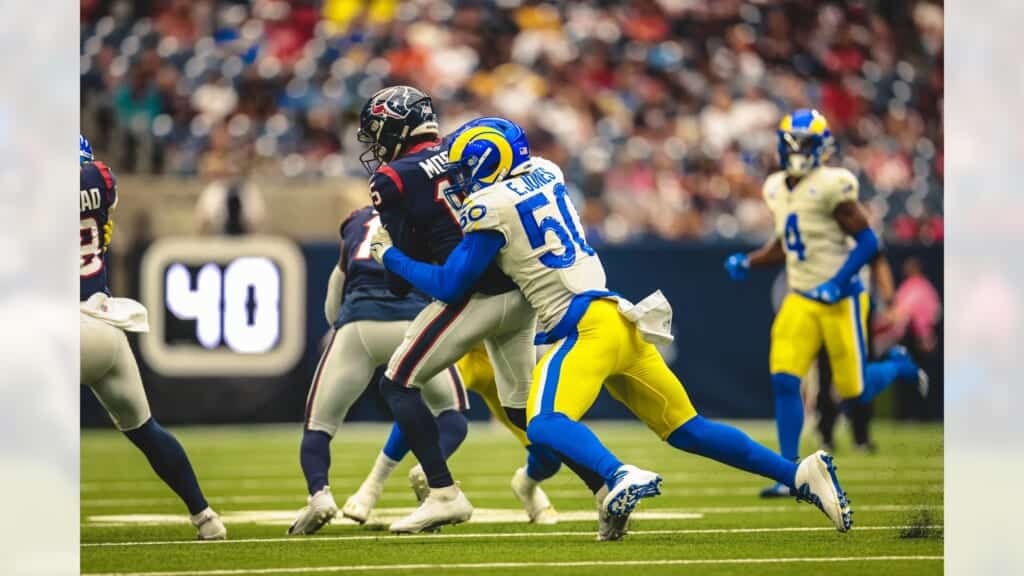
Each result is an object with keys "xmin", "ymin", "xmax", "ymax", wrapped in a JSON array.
[
  {"xmin": 724, "ymin": 253, "xmax": 750, "ymax": 281},
  {"xmin": 802, "ymin": 280, "xmax": 843, "ymax": 304}
]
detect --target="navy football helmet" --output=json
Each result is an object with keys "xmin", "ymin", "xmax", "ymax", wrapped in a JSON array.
[{"xmin": 357, "ymin": 85, "xmax": 439, "ymax": 174}]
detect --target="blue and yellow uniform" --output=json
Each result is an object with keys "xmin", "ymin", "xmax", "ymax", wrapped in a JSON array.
[
  {"xmin": 726, "ymin": 110, "xmax": 920, "ymax": 496},
  {"xmin": 378, "ymin": 118, "xmax": 802, "ymax": 514}
]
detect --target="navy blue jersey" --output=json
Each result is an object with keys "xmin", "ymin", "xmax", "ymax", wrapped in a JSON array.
[
  {"xmin": 80, "ymin": 161, "xmax": 117, "ymax": 301},
  {"xmin": 334, "ymin": 206, "xmax": 430, "ymax": 326},
  {"xmin": 370, "ymin": 139, "xmax": 516, "ymax": 297}
]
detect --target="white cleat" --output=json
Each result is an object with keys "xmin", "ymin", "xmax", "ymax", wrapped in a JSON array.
[
  {"xmin": 190, "ymin": 507, "xmax": 226, "ymax": 541},
  {"xmin": 603, "ymin": 464, "xmax": 662, "ymax": 517},
  {"xmin": 595, "ymin": 485, "xmax": 630, "ymax": 541},
  {"xmin": 794, "ymin": 450, "xmax": 853, "ymax": 532},
  {"xmin": 342, "ymin": 482, "xmax": 383, "ymax": 524},
  {"xmin": 510, "ymin": 467, "xmax": 557, "ymax": 525},
  {"xmin": 408, "ymin": 464, "xmax": 430, "ymax": 504},
  {"xmin": 916, "ymin": 368, "xmax": 930, "ymax": 398},
  {"xmin": 288, "ymin": 486, "xmax": 339, "ymax": 535},
  {"xmin": 389, "ymin": 484, "xmax": 473, "ymax": 534}
]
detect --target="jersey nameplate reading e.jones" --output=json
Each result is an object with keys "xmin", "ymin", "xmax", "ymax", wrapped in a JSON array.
[{"xmin": 140, "ymin": 236, "xmax": 305, "ymax": 377}]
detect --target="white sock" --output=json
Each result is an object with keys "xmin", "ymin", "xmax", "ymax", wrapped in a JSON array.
[{"xmin": 367, "ymin": 451, "xmax": 399, "ymax": 485}]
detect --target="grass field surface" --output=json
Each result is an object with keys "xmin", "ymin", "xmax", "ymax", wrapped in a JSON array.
[{"xmin": 82, "ymin": 420, "xmax": 943, "ymax": 575}]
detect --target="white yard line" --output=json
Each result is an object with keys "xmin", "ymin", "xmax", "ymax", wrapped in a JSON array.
[
  {"xmin": 81, "ymin": 483, "xmax": 945, "ymax": 507},
  {"xmin": 83, "ymin": 555, "xmax": 944, "ymax": 576},
  {"xmin": 82, "ymin": 524, "xmax": 942, "ymax": 548}
]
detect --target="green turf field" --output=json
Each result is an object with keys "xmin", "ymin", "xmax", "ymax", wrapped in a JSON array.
[{"xmin": 81, "ymin": 420, "xmax": 943, "ymax": 575}]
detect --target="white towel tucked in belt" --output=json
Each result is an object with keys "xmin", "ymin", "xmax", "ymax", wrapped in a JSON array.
[
  {"xmin": 616, "ymin": 290, "xmax": 674, "ymax": 345},
  {"xmin": 80, "ymin": 293, "xmax": 150, "ymax": 333}
]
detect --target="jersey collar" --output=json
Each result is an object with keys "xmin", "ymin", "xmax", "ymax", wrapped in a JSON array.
[{"xmin": 402, "ymin": 138, "xmax": 442, "ymax": 157}]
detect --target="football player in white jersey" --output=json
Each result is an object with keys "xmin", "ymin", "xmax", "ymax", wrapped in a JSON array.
[
  {"xmin": 369, "ymin": 117, "xmax": 855, "ymax": 537},
  {"xmin": 79, "ymin": 135, "xmax": 226, "ymax": 540},
  {"xmin": 724, "ymin": 109, "xmax": 926, "ymax": 497}
]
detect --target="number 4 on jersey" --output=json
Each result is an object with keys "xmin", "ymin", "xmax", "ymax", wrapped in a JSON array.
[{"xmin": 784, "ymin": 213, "xmax": 806, "ymax": 261}]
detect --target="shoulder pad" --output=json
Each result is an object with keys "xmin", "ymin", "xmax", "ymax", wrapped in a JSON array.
[{"xmin": 459, "ymin": 189, "xmax": 507, "ymax": 234}]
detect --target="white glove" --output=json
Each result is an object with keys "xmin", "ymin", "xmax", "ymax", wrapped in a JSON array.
[
  {"xmin": 323, "ymin": 265, "xmax": 345, "ymax": 326},
  {"xmin": 369, "ymin": 226, "xmax": 393, "ymax": 264}
]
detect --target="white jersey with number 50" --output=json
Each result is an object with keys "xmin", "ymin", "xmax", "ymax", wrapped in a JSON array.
[{"xmin": 459, "ymin": 157, "xmax": 606, "ymax": 332}]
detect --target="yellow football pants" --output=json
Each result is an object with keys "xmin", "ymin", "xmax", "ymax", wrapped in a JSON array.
[
  {"xmin": 455, "ymin": 345, "xmax": 528, "ymax": 446},
  {"xmin": 770, "ymin": 291, "xmax": 870, "ymax": 399},
  {"xmin": 526, "ymin": 299, "xmax": 697, "ymax": 439}
]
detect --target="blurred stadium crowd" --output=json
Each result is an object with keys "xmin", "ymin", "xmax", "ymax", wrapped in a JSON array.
[{"xmin": 80, "ymin": 0, "xmax": 943, "ymax": 244}]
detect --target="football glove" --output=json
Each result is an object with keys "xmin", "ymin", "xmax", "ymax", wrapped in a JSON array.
[
  {"xmin": 724, "ymin": 253, "xmax": 749, "ymax": 281},
  {"xmin": 802, "ymin": 280, "xmax": 843, "ymax": 304},
  {"xmin": 369, "ymin": 226, "xmax": 393, "ymax": 264},
  {"xmin": 103, "ymin": 219, "xmax": 114, "ymax": 251}
]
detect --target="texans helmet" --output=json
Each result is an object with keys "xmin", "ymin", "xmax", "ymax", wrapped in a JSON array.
[
  {"xmin": 80, "ymin": 134, "xmax": 94, "ymax": 165},
  {"xmin": 357, "ymin": 85, "xmax": 439, "ymax": 174},
  {"xmin": 777, "ymin": 109, "xmax": 835, "ymax": 177},
  {"xmin": 445, "ymin": 117, "xmax": 531, "ymax": 195}
]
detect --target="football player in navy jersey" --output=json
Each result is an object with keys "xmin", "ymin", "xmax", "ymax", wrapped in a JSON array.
[
  {"xmin": 289, "ymin": 206, "xmax": 473, "ymax": 535},
  {"xmin": 79, "ymin": 135, "xmax": 226, "ymax": 540},
  {"xmin": 358, "ymin": 86, "xmax": 604, "ymax": 533}
]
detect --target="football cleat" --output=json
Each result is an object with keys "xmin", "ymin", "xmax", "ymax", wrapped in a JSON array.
[
  {"xmin": 603, "ymin": 464, "xmax": 662, "ymax": 517},
  {"xmin": 595, "ymin": 485, "xmax": 630, "ymax": 541},
  {"xmin": 759, "ymin": 482, "xmax": 794, "ymax": 498},
  {"xmin": 510, "ymin": 467, "xmax": 557, "ymax": 525},
  {"xmin": 408, "ymin": 464, "xmax": 430, "ymax": 504},
  {"xmin": 887, "ymin": 346, "xmax": 929, "ymax": 397},
  {"xmin": 190, "ymin": 507, "xmax": 226, "ymax": 541},
  {"xmin": 288, "ymin": 486, "xmax": 339, "ymax": 535},
  {"xmin": 342, "ymin": 482, "xmax": 383, "ymax": 524},
  {"xmin": 389, "ymin": 484, "xmax": 473, "ymax": 534},
  {"xmin": 794, "ymin": 450, "xmax": 853, "ymax": 532}
]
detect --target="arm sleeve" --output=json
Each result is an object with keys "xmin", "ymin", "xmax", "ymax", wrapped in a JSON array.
[
  {"xmin": 830, "ymin": 227, "xmax": 879, "ymax": 287},
  {"xmin": 382, "ymin": 231, "xmax": 506, "ymax": 303}
]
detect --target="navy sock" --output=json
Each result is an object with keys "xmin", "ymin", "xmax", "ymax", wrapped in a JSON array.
[
  {"xmin": 525, "ymin": 444, "xmax": 562, "ymax": 482},
  {"xmin": 299, "ymin": 429, "xmax": 332, "ymax": 495},
  {"xmin": 123, "ymin": 418, "xmax": 208, "ymax": 515},
  {"xmin": 382, "ymin": 422, "xmax": 410, "ymax": 462},
  {"xmin": 379, "ymin": 377, "xmax": 453, "ymax": 488},
  {"xmin": 667, "ymin": 416, "xmax": 798, "ymax": 488},
  {"xmin": 526, "ymin": 412, "xmax": 622, "ymax": 483},
  {"xmin": 771, "ymin": 373, "xmax": 803, "ymax": 461},
  {"xmin": 436, "ymin": 409, "xmax": 468, "ymax": 459}
]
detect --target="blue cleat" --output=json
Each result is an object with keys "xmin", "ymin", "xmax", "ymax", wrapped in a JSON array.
[
  {"xmin": 794, "ymin": 450, "xmax": 853, "ymax": 532},
  {"xmin": 886, "ymin": 346, "xmax": 929, "ymax": 397},
  {"xmin": 603, "ymin": 465, "xmax": 662, "ymax": 517},
  {"xmin": 759, "ymin": 482, "xmax": 794, "ymax": 498}
]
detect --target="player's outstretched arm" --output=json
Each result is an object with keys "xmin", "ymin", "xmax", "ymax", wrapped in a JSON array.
[
  {"xmin": 725, "ymin": 238, "xmax": 784, "ymax": 280},
  {"xmin": 372, "ymin": 229, "xmax": 505, "ymax": 303}
]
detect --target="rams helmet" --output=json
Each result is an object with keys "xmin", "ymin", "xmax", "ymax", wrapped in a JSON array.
[
  {"xmin": 777, "ymin": 109, "xmax": 835, "ymax": 177},
  {"xmin": 446, "ymin": 117, "xmax": 531, "ymax": 195}
]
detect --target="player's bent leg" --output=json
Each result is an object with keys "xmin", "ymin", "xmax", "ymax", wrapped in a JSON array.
[
  {"xmin": 342, "ymin": 424, "xmax": 404, "ymax": 524},
  {"xmin": 666, "ymin": 415, "xmax": 798, "ymax": 488},
  {"xmin": 83, "ymin": 316, "xmax": 225, "ymax": 540}
]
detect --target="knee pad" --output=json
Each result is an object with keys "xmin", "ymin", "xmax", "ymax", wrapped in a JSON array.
[
  {"xmin": 771, "ymin": 373, "xmax": 801, "ymax": 397},
  {"xmin": 526, "ymin": 412, "xmax": 568, "ymax": 445}
]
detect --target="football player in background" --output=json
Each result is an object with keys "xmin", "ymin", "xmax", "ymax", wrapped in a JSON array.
[
  {"xmin": 369, "ymin": 117, "xmax": 854, "ymax": 537},
  {"xmin": 289, "ymin": 205, "xmax": 473, "ymax": 535},
  {"xmin": 79, "ymin": 135, "xmax": 226, "ymax": 540},
  {"xmin": 724, "ymin": 110, "xmax": 927, "ymax": 497},
  {"xmin": 357, "ymin": 87, "xmax": 604, "ymax": 534}
]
